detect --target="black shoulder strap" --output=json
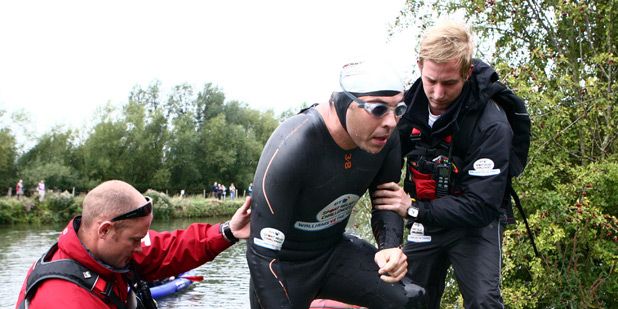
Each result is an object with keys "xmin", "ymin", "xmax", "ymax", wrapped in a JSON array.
[
  {"xmin": 125, "ymin": 266, "xmax": 158, "ymax": 309},
  {"xmin": 510, "ymin": 186, "xmax": 540, "ymax": 258},
  {"xmin": 23, "ymin": 243, "xmax": 99, "ymax": 298},
  {"xmin": 19, "ymin": 243, "xmax": 129, "ymax": 309}
]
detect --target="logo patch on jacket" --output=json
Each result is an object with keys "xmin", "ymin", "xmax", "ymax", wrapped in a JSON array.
[{"xmin": 469, "ymin": 158, "xmax": 500, "ymax": 176}]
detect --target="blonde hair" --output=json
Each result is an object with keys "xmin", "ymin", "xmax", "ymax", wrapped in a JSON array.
[{"xmin": 418, "ymin": 20, "xmax": 474, "ymax": 79}]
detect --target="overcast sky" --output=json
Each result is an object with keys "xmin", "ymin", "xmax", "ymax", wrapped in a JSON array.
[{"xmin": 0, "ymin": 0, "xmax": 418, "ymax": 144}]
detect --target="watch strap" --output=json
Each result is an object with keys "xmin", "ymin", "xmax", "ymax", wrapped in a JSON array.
[
  {"xmin": 220, "ymin": 221, "xmax": 239, "ymax": 244},
  {"xmin": 407, "ymin": 200, "xmax": 419, "ymax": 219}
]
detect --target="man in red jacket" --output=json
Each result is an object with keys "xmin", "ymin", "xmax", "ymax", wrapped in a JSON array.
[{"xmin": 16, "ymin": 179, "xmax": 251, "ymax": 309}]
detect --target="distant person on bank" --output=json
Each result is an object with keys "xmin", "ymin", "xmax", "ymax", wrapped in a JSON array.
[
  {"xmin": 37, "ymin": 180, "xmax": 45, "ymax": 202},
  {"xmin": 16, "ymin": 179, "xmax": 24, "ymax": 199},
  {"xmin": 16, "ymin": 180, "xmax": 251, "ymax": 309}
]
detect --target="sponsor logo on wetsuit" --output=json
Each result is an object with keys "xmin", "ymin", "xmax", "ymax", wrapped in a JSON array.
[
  {"xmin": 254, "ymin": 227, "xmax": 285, "ymax": 250},
  {"xmin": 294, "ymin": 194, "xmax": 359, "ymax": 231},
  {"xmin": 469, "ymin": 158, "xmax": 500, "ymax": 176},
  {"xmin": 344, "ymin": 153, "xmax": 352, "ymax": 169}
]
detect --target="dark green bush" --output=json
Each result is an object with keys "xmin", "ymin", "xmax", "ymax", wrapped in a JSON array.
[
  {"xmin": 0, "ymin": 190, "xmax": 245, "ymax": 224},
  {"xmin": 42, "ymin": 192, "xmax": 81, "ymax": 222},
  {"xmin": 502, "ymin": 162, "xmax": 618, "ymax": 308},
  {"xmin": 143, "ymin": 190, "xmax": 242, "ymax": 219},
  {"xmin": 0, "ymin": 197, "xmax": 30, "ymax": 224},
  {"xmin": 145, "ymin": 189, "xmax": 174, "ymax": 219},
  {"xmin": 170, "ymin": 196, "xmax": 242, "ymax": 218},
  {"xmin": 582, "ymin": 160, "xmax": 618, "ymax": 217}
]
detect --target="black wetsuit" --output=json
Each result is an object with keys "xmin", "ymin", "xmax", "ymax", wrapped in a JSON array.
[{"xmin": 246, "ymin": 107, "xmax": 419, "ymax": 309}]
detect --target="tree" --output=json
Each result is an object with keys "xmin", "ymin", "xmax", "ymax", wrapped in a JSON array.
[
  {"xmin": 0, "ymin": 128, "xmax": 17, "ymax": 192},
  {"xmin": 195, "ymin": 83, "xmax": 226, "ymax": 127},
  {"xmin": 8, "ymin": 80, "xmax": 281, "ymax": 200},
  {"xmin": 80, "ymin": 105, "xmax": 130, "ymax": 188},
  {"xmin": 115, "ymin": 101, "xmax": 165, "ymax": 191},
  {"xmin": 129, "ymin": 81, "xmax": 162, "ymax": 116},
  {"xmin": 17, "ymin": 128, "xmax": 81, "ymax": 191},
  {"xmin": 164, "ymin": 83, "xmax": 194, "ymax": 120},
  {"xmin": 165, "ymin": 111, "xmax": 201, "ymax": 193}
]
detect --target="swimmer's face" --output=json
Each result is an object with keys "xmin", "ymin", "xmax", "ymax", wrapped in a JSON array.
[{"xmin": 345, "ymin": 92, "xmax": 404, "ymax": 154}]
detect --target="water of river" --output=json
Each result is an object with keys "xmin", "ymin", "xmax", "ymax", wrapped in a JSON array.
[
  {"xmin": 0, "ymin": 217, "xmax": 251, "ymax": 309},
  {"xmin": 0, "ymin": 213, "xmax": 373, "ymax": 309}
]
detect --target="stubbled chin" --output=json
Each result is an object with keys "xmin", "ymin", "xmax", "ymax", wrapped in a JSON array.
[
  {"xmin": 361, "ymin": 146, "xmax": 381, "ymax": 154},
  {"xmin": 361, "ymin": 140, "xmax": 386, "ymax": 154}
]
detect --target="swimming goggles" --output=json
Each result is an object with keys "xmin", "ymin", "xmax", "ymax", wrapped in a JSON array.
[{"xmin": 339, "ymin": 71, "xmax": 406, "ymax": 118}]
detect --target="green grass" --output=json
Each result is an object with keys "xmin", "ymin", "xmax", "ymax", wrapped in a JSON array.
[{"xmin": 0, "ymin": 190, "xmax": 244, "ymax": 225}]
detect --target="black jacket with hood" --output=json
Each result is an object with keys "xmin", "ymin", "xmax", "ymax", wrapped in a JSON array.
[{"xmin": 399, "ymin": 59, "xmax": 513, "ymax": 230}]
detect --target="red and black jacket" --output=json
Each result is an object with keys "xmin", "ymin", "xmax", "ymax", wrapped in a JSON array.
[{"xmin": 16, "ymin": 216, "xmax": 232, "ymax": 309}]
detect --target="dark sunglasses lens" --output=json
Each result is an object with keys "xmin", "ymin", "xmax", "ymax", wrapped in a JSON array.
[
  {"xmin": 395, "ymin": 104, "xmax": 407, "ymax": 117},
  {"xmin": 111, "ymin": 197, "xmax": 152, "ymax": 221},
  {"xmin": 371, "ymin": 105, "xmax": 389, "ymax": 117},
  {"xmin": 142, "ymin": 203, "xmax": 152, "ymax": 215}
]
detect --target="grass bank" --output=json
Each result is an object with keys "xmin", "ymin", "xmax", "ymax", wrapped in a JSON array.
[{"xmin": 0, "ymin": 189, "xmax": 244, "ymax": 225}]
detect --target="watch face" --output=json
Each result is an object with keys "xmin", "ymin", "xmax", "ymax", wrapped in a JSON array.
[{"xmin": 408, "ymin": 206, "xmax": 419, "ymax": 218}]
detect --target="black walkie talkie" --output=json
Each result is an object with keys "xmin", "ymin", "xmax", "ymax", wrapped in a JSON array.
[{"xmin": 433, "ymin": 155, "xmax": 451, "ymax": 198}]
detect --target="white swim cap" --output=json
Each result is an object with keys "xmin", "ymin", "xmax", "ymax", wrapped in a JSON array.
[{"xmin": 338, "ymin": 60, "xmax": 404, "ymax": 95}]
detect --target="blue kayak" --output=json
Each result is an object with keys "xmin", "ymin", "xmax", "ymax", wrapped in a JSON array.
[{"xmin": 149, "ymin": 270, "xmax": 196, "ymax": 299}]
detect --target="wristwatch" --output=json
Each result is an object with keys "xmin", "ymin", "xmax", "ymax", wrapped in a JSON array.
[
  {"xmin": 407, "ymin": 203, "xmax": 419, "ymax": 219},
  {"xmin": 220, "ymin": 221, "xmax": 239, "ymax": 244}
]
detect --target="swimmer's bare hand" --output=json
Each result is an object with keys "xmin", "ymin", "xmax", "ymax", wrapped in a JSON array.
[{"xmin": 374, "ymin": 247, "xmax": 407, "ymax": 283}]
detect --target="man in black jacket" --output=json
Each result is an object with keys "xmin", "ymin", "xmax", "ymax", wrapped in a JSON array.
[{"xmin": 372, "ymin": 21, "xmax": 511, "ymax": 308}]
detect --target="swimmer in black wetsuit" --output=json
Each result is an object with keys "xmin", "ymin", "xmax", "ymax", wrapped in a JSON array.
[{"xmin": 246, "ymin": 60, "xmax": 425, "ymax": 309}]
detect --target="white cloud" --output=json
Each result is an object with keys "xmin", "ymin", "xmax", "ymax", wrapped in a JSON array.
[{"xmin": 0, "ymin": 0, "xmax": 416, "ymax": 141}]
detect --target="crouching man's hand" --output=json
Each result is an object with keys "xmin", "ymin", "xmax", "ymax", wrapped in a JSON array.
[{"xmin": 374, "ymin": 247, "xmax": 407, "ymax": 283}]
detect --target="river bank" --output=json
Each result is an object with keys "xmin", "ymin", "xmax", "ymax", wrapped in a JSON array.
[{"xmin": 0, "ymin": 189, "xmax": 244, "ymax": 225}]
